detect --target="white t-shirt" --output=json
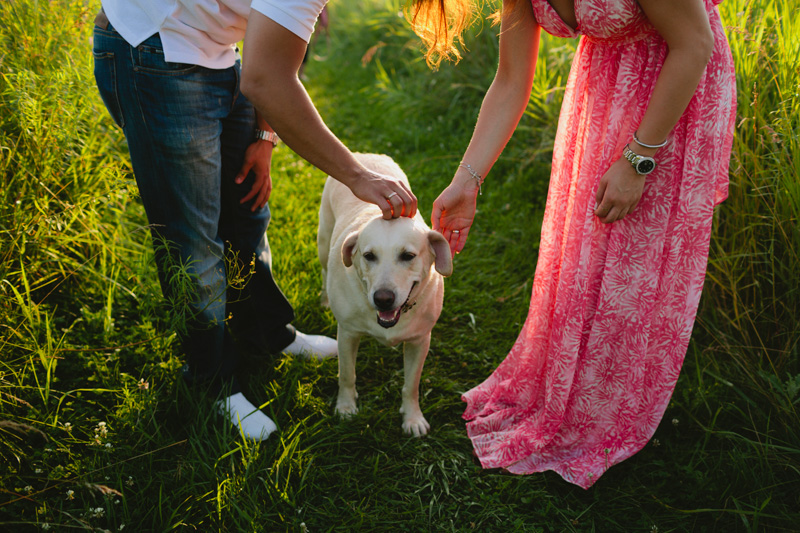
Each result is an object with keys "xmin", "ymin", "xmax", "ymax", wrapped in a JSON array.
[
  {"xmin": 102, "ymin": 0, "xmax": 328, "ymax": 69},
  {"xmin": 250, "ymin": 0, "xmax": 327, "ymax": 43}
]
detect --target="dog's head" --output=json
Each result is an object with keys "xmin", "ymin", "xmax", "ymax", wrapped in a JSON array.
[{"xmin": 342, "ymin": 217, "xmax": 452, "ymax": 329}]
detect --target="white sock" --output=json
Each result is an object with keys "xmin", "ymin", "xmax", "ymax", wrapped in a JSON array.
[
  {"xmin": 216, "ymin": 392, "xmax": 277, "ymax": 441},
  {"xmin": 284, "ymin": 331, "xmax": 338, "ymax": 360}
]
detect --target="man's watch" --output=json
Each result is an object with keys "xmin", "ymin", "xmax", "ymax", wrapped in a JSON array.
[
  {"xmin": 623, "ymin": 144, "xmax": 656, "ymax": 175},
  {"xmin": 255, "ymin": 129, "xmax": 279, "ymax": 146}
]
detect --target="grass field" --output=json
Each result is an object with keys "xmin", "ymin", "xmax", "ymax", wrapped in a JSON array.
[{"xmin": 1, "ymin": 0, "xmax": 798, "ymax": 531}]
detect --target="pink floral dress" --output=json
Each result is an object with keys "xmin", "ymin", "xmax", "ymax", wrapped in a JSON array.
[{"xmin": 462, "ymin": 0, "xmax": 736, "ymax": 489}]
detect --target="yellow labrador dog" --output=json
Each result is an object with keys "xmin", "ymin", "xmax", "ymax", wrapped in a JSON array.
[{"xmin": 318, "ymin": 154, "xmax": 452, "ymax": 436}]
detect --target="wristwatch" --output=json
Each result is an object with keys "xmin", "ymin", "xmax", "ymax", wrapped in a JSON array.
[
  {"xmin": 255, "ymin": 129, "xmax": 279, "ymax": 146},
  {"xmin": 622, "ymin": 144, "xmax": 656, "ymax": 175}
]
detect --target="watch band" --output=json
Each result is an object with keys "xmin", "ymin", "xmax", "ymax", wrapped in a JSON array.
[
  {"xmin": 255, "ymin": 129, "xmax": 279, "ymax": 146},
  {"xmin": 623, "ymin": 144, "xmax": 657, "ymax": 175}
]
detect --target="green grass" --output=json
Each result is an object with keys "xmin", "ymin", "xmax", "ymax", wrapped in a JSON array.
[{"xmin": 1, "ymin": 0, "xmax": 798, "ymax": 531}]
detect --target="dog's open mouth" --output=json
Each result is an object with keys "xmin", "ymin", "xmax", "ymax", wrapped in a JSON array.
[
  {"xmin": 375, "ymin": 283, "xmax": 417, "ymax": 329},
  {"xmin": 377, "ymin": 307, "xmax": 403, "ymax": 329}
]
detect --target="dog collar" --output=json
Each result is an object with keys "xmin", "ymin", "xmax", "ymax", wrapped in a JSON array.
[{"xmin": 401, "ymin": 282, "xmax": 419, "ymax": 314}]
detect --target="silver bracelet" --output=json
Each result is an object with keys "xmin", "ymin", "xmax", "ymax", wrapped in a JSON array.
[
  {"xmin": 459, "ymin": 162, "xmax": 483, "ymax": 195},
  {"xmin": 633, "ymin": 130, "xmax": 668, "ymax": 149}
]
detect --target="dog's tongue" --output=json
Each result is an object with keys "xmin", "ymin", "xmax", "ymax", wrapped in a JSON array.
[{"xmin": 379, "ymin": 308, "xmax": 401, "ymax": 321}]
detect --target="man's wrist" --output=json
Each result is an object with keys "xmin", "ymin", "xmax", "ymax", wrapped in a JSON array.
[{"xmin": 255, "ymin": 129, "xmax": 279, "ymax": 146}]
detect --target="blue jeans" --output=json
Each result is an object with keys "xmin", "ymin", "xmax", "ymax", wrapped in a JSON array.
[{"xmin": 92, "ymin": 24, "xmax": 296, "ymax": 393}]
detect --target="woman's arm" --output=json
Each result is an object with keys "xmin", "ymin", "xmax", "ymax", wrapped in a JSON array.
[
  {"xmin": 431, "ymin": 0, "xmax": 541, "ymax": 255},
  {"xmin": 240, "ymin": 11, "xmax": 417, "ymax": 219},
  {"xmin": 594, "ymin": 0, "xmax": 714, "ymax": 223}
]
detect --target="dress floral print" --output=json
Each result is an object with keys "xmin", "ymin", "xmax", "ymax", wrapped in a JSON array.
[{"xmin": 462, "ymin": 0, "xmax": 736, "ymax": 489}]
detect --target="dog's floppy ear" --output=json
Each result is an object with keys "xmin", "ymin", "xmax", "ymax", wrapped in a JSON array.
[
  {"xmin": 342, "ymin": 231, "xmax": 359, "ymax": 267},
  {"xmin": 428, "ymin": 230, "xmax": 453, "ymax": 277}
]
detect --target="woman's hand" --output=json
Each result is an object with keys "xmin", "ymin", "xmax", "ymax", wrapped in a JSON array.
[
  {"xmin": 594, "ymin": 157, "xmax": 646, "ymax": 224},
  {"xmin": 431, "ymin": 175, "xmax": 480, "ymax": 256},
  {"xmin": 236, "ymin": 140, "xmax": 274, "ymax": 211}
]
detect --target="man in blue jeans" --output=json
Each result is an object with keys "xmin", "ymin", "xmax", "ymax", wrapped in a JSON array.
[{"xmin": 92, "ymin": 1, "xmax": 416, "ymax": 441}]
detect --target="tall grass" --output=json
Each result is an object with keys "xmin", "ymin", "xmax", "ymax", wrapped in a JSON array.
[
  {"xmin": 0, "ymin": 0, "xmax": 133, "ymax": 432},
  {"xmin": 0, "ymin": 0, "xmax": 798, "ymax": 531},
  {"xmin": 696, "ymin": 0, "xmax": 800, "ymax": 496}
]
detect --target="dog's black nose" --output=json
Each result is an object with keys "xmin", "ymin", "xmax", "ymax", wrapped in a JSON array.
[{"xmin": 373, "ymin": 289, "xmax": 396, "ymax": 311}]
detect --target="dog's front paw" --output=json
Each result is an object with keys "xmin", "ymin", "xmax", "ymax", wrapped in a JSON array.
[
  {"xmin": 401, "ymin": 411, "xmax": 430, "ymax": 437},
  {"xmin": 335, "ymin": 402, "xmax": 358, "ymax": 417},
  {"xmin": 335, "ymin": 389, "xmax": 358, "ymax": 417}
]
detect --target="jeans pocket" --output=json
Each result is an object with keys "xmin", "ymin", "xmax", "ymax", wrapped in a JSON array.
[
  {"xmin": 134, "ymin": 40, "xmax": 199, "ymax": 76},
  {"xmin": 92, "ymin": 50, "xmax": 125, "ymax": 128}
]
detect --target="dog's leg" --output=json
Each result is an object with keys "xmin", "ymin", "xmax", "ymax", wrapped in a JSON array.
[
  {"xmin": 400, "ymin": 334, "xmax": 431, "ymax": 437},
  {"xmin": 317, "ymin": 185, "xmax": 334, "ymax": 307},
  {"xmin": 335, "ymin": 326, "xmax": 360, "ymax": 416}
]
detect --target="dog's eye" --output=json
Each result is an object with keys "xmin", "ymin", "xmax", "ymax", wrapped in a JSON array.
[
  {"xmin": 363, "ymin": 252, "xmax": 377, "ymax": 262},
  {"xmin": 400, "ymin": 252, "xmax": 416, "ymax": 262}
]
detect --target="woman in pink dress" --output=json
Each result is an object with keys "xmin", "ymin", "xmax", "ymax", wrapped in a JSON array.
[{"xmin": 431, "ymin": 0, "xmax": 736, "ymax": 488}]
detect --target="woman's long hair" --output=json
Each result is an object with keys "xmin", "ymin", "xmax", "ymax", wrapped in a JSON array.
[
  {"xmin": 407, "ymin": 0, "xmax": 522, "ymax": 68},
  {"xmin": 406, "ymin": 0, "xmax": 476, "ymax": 68}
]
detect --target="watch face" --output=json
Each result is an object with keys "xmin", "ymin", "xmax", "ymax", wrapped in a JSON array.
[{"xmin": 636, "ymin": 158, "xmax": 655, "ymax": 174}]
